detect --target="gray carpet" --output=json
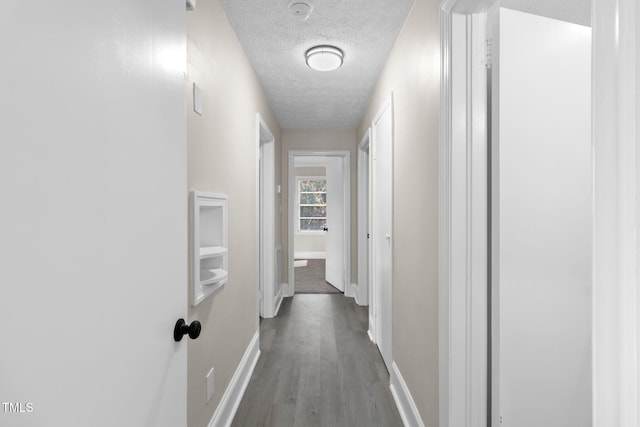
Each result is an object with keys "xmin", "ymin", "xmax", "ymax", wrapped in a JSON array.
[{"xmin": 294, "ymin": 259, "xmax": 341, "ymax": 294}]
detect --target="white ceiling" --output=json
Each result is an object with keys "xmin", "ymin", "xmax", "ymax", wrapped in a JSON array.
[{"xmin": 220, "ymin": 0, "xmax": 415, "ymax": 130}]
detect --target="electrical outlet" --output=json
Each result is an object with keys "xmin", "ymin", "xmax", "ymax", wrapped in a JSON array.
[{"xmin": 206, "ymin": 367, "xmax": 214, "ymax": 403}]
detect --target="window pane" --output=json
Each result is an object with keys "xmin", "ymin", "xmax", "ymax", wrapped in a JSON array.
[
  {"xmin": 300, "ymin": 193, "xmax": 326, "ymax": 204},
  {"xmin": 299, "ymin": 179, "xmax": 326, "ymax": 192},
  {"xmin": 300, "ymin": 219, "xmax": 326, "ymax": 230},
  {"xmin": 300, "ymin": 206, "xmax": 326, "ymax": 217}
]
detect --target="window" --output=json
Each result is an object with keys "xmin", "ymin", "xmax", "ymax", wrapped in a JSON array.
[{"xmin": 297, "ymin": 177, "xmax": 327, "ymax": 232}]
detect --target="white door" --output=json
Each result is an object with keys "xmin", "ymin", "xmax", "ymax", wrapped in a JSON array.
[
  {"xmin": 258, "ymin": 115, "xmax": 276, "ymax": 318},
  {"xmin": 490, "ymin": 8, "xmax": 592, "ymax": 426},
  {"xmin": 325, "ymin": 157, "xmax": 345, "ymax": 291},
  {"xmin": 0, "ymin": 1, "xmax": 188, "ymax": 425},
  {"xmin": 372, "ymin": 98, "xmax": 394, "ymax": 369}
]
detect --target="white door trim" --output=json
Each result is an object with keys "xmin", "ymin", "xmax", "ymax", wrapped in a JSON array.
[
  {"xmin": 257, "ymin": 114, "xmax": 279, "ymax": 319},
  {"xmin": 592, "ymin": 0, "xmax": 639, "ymax": 425},
  {"xmin": 287, "ymin": 150, "xmax": 351, "ymax": 297},
  {"xmin": 441, "ymin": 1, "xmax": 640, "ymax": 426},
  {"xmin": 439, "ymin": 4, "xmax": 490, "ymax": 426},
  {"xmin": 358, "ymin": 129, "xmax": 371, "ymax": 307}
]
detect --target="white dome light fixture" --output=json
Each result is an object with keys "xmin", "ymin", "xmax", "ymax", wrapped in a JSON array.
[{"xmin": 305, "ymin": 45, "xmax": 344, "ymax": 72}]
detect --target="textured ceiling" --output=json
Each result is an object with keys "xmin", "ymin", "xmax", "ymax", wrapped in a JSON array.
[{"xmin": 221, "ymin": 0, "xmax": 415, "ymax": 130}]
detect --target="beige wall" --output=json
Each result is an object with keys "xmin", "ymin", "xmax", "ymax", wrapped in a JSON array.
[
  {"xmin": 294, "ymin": 234, "xmax": 326, "ymax": 254},
  {"xmin": 294, "ymin": 167, "xmax": 327, "ymax": 254},
  {"xmin": 186, "ymin": 1, "xmax": 281, "ymax": 426},
  {"xmin": 281, "ymin": 130, "xmax": 357, "ymax": 283},
  {"xmin": 357, "ymin": 0, "xmax": 440, "ymax": 424}
]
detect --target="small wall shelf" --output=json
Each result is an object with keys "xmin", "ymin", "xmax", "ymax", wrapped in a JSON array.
[
  {"xmin": 191, "ymin": 191, "xmax": 228, "ymax": 306},
  {"xmin": 200, "ymin": 246, "xmax": 228, "ymax": 258}
]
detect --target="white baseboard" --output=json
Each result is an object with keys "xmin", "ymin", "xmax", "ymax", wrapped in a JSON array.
[
  {"xmin": 208, "ymin": 331, "xmax": 260, "ymax": 427},
  {"xmin": 274, "ymin": 286, "xmax": 285, "ymax": 316},
  {"xmin": 352, "ymin": 283, "xmax": 368, "ymax": 307},
  {"xmin": 355, "ymin": 296, "xmax": 368, "ymax": 306},
  {"xmin": 390, "ymin": 362, "xmax": 425, "ymax": 427},
  {"xmin": 294, "ymin": 251, "xmax": 326, "ymax": 259},
  {"xmin": 281, "ymin": 282, "xmax": 293, "ymax": 298},
  {"xmin": 367, "ymin": 329, "xmax": 375, "ymax": 343},
  {"xmin": 345, "ymin": 283, "xmax": 357, "ymax": 299}
]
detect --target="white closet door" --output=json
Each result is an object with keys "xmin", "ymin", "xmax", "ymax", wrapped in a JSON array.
[
  {"xmin": 491, "ymin": 8, "xmax": 592, "ymax": 427},
  {"xmin": 372, "ymin": 97, "xmax": 394, "ymax": 370}
]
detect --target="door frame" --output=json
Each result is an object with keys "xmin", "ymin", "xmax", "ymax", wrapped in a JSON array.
[
  {"xmin": 439, "ymin": 0, "xmax": 640, "ymax": 426},
  {"xmin": 591, "ymin": 0, "xmax": 639, "ymax": 425},
  {"xmin": 358, "ymin": 129, "xmax": 371, "ymax": 308},
  {"xmin": 287, "ymin": 150, "xmax": 351, "ymax": 297},
  {"xmin": 439, "ymin": 5, "xmax": 489, "ymax": 426},
  {"xmin": 257, "ymin": 114, "xmax": 280, "ymax": 319}
]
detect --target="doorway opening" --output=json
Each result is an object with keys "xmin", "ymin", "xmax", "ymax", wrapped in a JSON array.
[
  {"xmin": 293, "ymin": 171, "xmax": 338, "ymax": 294},
  {"xmin": 287, "ymin": 150, "xmax": 351, "ymax": 298}
]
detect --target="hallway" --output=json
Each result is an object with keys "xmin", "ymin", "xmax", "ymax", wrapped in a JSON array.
[{"xmin": 231, "ymin": 295, "xmax": 403, "ymax": 426}]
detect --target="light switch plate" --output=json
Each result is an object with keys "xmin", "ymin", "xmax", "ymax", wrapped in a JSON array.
[{"xmin": 193, "ymin": 83, "xmax": 203, "ymax": 115}]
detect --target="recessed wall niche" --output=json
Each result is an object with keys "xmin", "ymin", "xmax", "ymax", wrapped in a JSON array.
[{"xmin": 190, "ymin": 191, "xmax": 228, "ymax": 306}]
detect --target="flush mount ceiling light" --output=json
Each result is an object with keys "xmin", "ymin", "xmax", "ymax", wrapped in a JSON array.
[{"xmin": 305, "ymin": 45, "xmax": 344, "ymax": 72}]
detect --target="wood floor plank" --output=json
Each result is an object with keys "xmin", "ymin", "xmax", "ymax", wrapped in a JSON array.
[
  {"xmin": 231, "ymin": 295, "xmax": 404, "ymax": 426},
  {"xmin": 266, "ymin": 404, "xmax": 296, "ymax": 427},
  {"xmin": 368, "ymin": 381, "xmax": 404, "ymax": 427},
  {"xmin": 293, "ymin": 396, "xmax": 322, "ymax": 427},
  {"xmin": 273, "ymin": 358, "xmax": 300, "ymax": 404}
]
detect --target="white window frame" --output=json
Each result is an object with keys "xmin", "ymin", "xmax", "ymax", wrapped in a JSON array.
[{"xmin": 296, "ymin": 176, "xmax": 327, "ymax": 235}]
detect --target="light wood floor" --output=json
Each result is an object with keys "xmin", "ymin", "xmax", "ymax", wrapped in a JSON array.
[{"xmin": 231, "ymin": 294, "xmax": 403, "ymax": 427}]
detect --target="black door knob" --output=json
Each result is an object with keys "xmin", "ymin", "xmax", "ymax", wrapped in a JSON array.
[
  {"xmin": 323, "ymin": 226, "xmax": 328, "ymax": 231},
  {"xmin": 174, "ymin": 318, "xmax": 201, "ymax": 342}
]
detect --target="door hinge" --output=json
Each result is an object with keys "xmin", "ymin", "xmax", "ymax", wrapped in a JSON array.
[{"xmin": 486, "ymin": 39, "xmax": 493, "ymax": 69}]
